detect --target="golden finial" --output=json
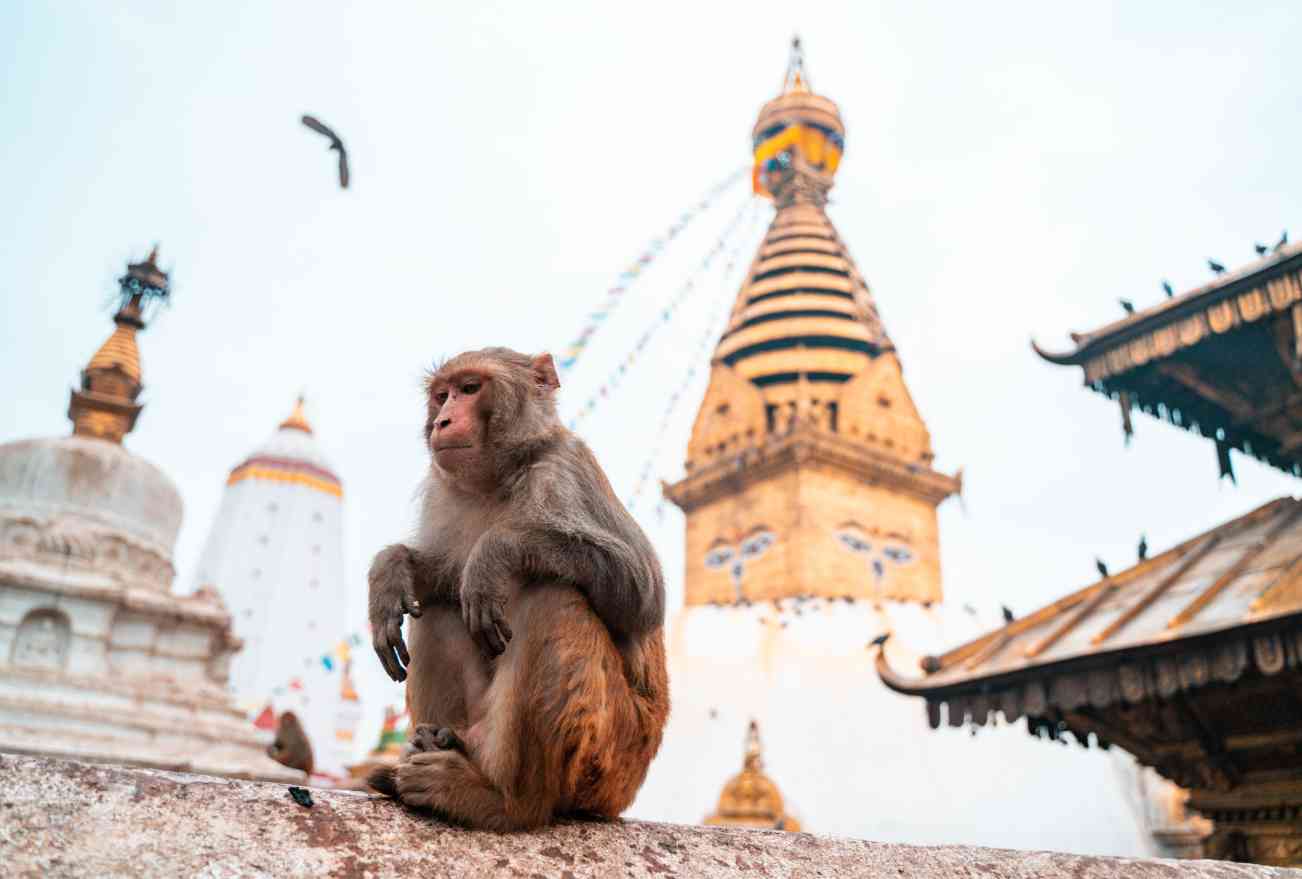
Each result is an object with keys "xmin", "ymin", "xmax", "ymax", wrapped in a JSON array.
[
  {"xmin": 743, "ymin": 718, "xmax": 763, "ymax": 771},
  {"xmin": 783, "ymin": 35, "xmax": 810, "ymax": 94},
  {"xmin": 279, "ymin": 394, "xmax": 314, "ymax": 434}
]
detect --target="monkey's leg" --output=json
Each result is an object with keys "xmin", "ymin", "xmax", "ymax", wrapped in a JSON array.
[
  {"xmin": 370, "ymin": 607, "xmax": 490, "ymax": 798},
  {"xmin": 393, "ymin": 749, "xmax": 546, "ymax": 832},
  {"xmin": 404, "ymin": 608, "xmax": 492, "ymax": 732}
]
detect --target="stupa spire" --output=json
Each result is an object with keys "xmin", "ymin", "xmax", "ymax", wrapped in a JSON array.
[
  {"xmin": 280, "ymin": 395, "xmax": 313, "ymax": 434},
  {"xmin": 69, "ymin": 246, "xmax": 170, "ymax": 444},
  {"xmin": 782, "ymin": 35, "xmax": 810, "ymax": 94},
  {"xmin": 664, "ymin": 42, "xmax": 959, "ymax": 607}
]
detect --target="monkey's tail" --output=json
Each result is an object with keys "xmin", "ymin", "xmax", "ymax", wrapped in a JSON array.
[{"xmin": 366, "ymin": 765, "xmax": 399, "ymax": 798}]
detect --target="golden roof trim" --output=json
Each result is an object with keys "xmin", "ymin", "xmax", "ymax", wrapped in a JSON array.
[
  {"xmin": 1033, "ymin": 244, "xmax": 1302, "ymax": 383},
  {"xmin": 665, "ymin": 426, "xmax": 959, "ymax": 512}
]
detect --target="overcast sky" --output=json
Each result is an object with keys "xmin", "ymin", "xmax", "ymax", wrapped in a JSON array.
[{"xmin": 3, "ymin": 1, "xmax": 1300, "ymax": 746}]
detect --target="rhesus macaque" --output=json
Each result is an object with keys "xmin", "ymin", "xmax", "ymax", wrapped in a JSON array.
[
  {"xmin": 367, "ymin": 348, "xmax": 669, "ymax": 831},
  {"xmin": 267, "ymin": 711, "xmax": 314, "ymax": 777}
]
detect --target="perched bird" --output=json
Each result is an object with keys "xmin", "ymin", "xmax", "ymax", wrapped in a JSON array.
[
  {"xmin": 300, "ymin": 114, "xmax": 349, "ymax": 189},
  {"xmin": 1119, "ymin": 299, "xmax": 1135, "ymax": 315},
  {"xmin": 1001, "ymin": 605, "xmax": 1015, "ymax": 623},
  {"xmin": 1255, "ymin": 242, "xmax": 1269, "ymax": 256},
  {"xmin": 1276, "ymin": 230, "xmax": 1290, "ymax": 252},
  {"xmin": 1138, "ymin": 533, "xmax": 1148, "ymax": 561},
  {"xmin": 1095, "ymin": 558, "xmax": 1110, "ymax": 579},
  {"xmin": 869, "ymin": 632, "xmax": 890, "ymax": 649},
  {"xmin": 1208, "ymin": 259, "xmax": 1226, "ymax": 275},
  {"xmin": 1162, "ymin": 280, "xmax": 1174, "ymax": 298}
]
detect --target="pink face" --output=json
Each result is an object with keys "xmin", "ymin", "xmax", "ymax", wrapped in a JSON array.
[{"xmin": 426, "ymin": 370, "xmax": 490, "ymax": 472}]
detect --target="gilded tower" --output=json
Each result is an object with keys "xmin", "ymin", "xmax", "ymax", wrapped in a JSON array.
[{"xmin": 664, "ymin": 39, "xmax": 959, "ymax": 606}]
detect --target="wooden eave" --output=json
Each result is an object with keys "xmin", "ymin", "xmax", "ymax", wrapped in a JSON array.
[
  {"xmin": 877, "ymin": 497, "xmax": 1302, "ymax": 705},
  {"xmin": 1032, "ymin": 245, "xmax": 1302, "ymax": 477},
  {"xmin": 1032, "ymin": 243, "xmax": 1302, "ymax": 374}
]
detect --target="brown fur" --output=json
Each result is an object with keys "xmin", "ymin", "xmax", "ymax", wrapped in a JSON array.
[
  {"xmin": 267, "ymin": 711, "xmax": 314, "ymax": 776},
  {"xmin": 367, "ymin": 347, "xmax": 669, "ymax": 830}
]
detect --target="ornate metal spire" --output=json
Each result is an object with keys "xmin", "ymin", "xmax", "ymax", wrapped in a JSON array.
[
  {"xmin": 782, "ymin": 35, "xmax": 810, "ymax": 94},
  {"xmin": 68, "ymin": 247, "xmax": 170, "ymax": 444},
  {"xmin": 279, "ymin": 395, "xmax": 314, "ymax": 435}
]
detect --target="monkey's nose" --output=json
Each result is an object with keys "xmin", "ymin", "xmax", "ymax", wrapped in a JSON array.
[{"xmin": 436, "ymin": 418, "xmax": 452, "ymax": 430}]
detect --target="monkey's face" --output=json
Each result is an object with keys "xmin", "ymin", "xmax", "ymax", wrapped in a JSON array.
[{"xmin": 426, "ymin": 370, "xmax": 492, "ymax": 474}]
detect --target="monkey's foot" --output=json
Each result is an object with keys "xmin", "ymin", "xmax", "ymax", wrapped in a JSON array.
[
  {"xmin": 408, "ymin": 723, "xmax": 466, "ymax": 754},
  {"xmin": 394, "ymin": 750, "xmax": 528, "ymax": 831}
]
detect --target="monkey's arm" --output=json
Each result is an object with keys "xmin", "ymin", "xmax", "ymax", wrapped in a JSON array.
[
  {"xmin": 461, "ymin": 522, "xmax": 664, "ymax": 656},
  {"xmin": 368, "ymin": 543, "xmax": 460, "ymax": 681}
]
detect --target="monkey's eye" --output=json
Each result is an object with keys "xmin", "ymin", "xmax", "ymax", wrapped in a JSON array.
[
  {"xmin": 433, "ymin": 391, "xmax": 449, "ymax": 405},
  {"xmin": 461, "ymin": 381, "xmax": 481, "ymax": 395}
]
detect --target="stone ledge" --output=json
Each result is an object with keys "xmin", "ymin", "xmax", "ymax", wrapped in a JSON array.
[{"xmin": 1, "ymin": 754, "xmax": 1297, "ymax": 878}]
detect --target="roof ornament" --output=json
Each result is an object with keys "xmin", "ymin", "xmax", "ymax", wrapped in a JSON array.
[
  {"xmin": 69, "ymin": 245, "xmax": 171, "ymax": 444},
  {"xmin": 783, "ymin": 35, "xmax": 810, "ymax": 94},
  {"xmin": 280, "ymin": 394, "xmax": 314, "ymax": 435}
]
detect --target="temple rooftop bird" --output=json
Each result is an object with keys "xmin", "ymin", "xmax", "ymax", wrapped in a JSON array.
[{"xmin": 1031, "ymin": 239, "xmax": 1302, "ymax": 476}]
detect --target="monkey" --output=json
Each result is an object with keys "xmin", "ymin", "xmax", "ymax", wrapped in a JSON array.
[
  {"xmin": 365, "ymin": 347, "xmax": 669, "ymax": 831},
  {"xmin": 267, "ymin": 711, "xmax": 314, "ymax": 777}
]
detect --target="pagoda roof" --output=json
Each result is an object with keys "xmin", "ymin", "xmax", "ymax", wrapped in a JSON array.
[
  {"xmin": 1031, "ymin": 243, "xmax": 1302, "ymax": 476},
  {"xmin": 878, "ymin": 496, "xmax": 1302, "ymax": 718}
]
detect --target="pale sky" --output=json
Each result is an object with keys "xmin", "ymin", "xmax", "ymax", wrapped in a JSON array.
[{"xmin": 3, "ymin": 1, "xmax": 1300, "ymax": 750}]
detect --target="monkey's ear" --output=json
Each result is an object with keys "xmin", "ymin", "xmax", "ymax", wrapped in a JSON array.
[{"xmin": 531, "ymin": 353, "xmax": 561, "ymax": 390}]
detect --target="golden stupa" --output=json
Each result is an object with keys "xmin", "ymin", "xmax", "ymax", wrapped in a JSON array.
[
  {"xmin": 704, "ymin": 720, "xmax": 800, "ymax": 831},
  {"xmin": 665, "ymin": 37, "xmax": 959, "ymax": 607}
]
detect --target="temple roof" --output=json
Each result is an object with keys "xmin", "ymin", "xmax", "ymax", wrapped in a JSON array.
[
  {"xmin": 1033, "ymin": 241, "xmax": 1302, "ymax": 372},
  {"xmin": 1031, "ymin": 242, "xmax": 1302, "ymax": 477},
  {"xmin": 878, "ymin": 496, "xmax": 1302, "ymax": 708}
]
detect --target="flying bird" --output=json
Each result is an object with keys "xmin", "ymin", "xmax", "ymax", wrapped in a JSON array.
[
  {"xmin": 869, "ymin": 632, "xmax": 890, "ymax": 649},
  {"xmin": 1138, "ymin": 533, "xmax": 1148, "ymax": 561},
  {"xmin": 300, "ymin": 114, "xmax": 349, "ymax": 189},
  {"xmin": 1277, "ymin": 230, "xmax": 1290, "ymax": 252},
  {"xmin": 1255, "ymin": 242, "xmax": 1269, "ymax": 256},
  {"xmin": 1095, "ymin": 558, "xmax": 1110, "ymax": 579},
  {"xmin": 1162, "ymin": 280, "xmax": 1174, "ymax": 298},
  {"xmin": 1001, "ymin": 605, "xmax": 1015, "ymax": 623},
  {"xmin": 1208, "ymin": 259, "xmax": 1226, "ymax": 275},
  {"xmin": 1119, "ymin": 299, "xmax": 1135, "ymax": 315}
]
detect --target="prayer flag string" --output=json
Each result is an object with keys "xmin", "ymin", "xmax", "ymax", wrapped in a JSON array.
[
  {"xmin": 623, "ymin": 201, "xmax": 772, "ymax": 514},
  {"xmin": 565, "ymin": 195, "xmax": 758, "ymax": 432},
  {"xmin": 557, "ymin": 166, "xmax": 748, "ymax": 376}
]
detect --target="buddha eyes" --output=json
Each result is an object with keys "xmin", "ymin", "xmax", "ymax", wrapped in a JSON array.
[
  {"xmin": 837, "ymin": 532, "xmax": 871, "ymax": 553},
  {"xmin": 740, "ymin": 533, "xmax": 774, "ymax": 558},
  {"xmin": 704, "ymin": 547, "xmax": 735, "ymax": 569}
]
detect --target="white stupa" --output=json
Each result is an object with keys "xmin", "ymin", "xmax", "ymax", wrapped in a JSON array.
[
  {"xmin": 0, "ymin": 250, "xmax": 295, "ymax": 781},
  {"xmin": 626, "ymin": 42, "xmax": 1151, "ymax": 857},
  {"xmin": 193, "ymin": 398, "xmax": 355, "ymax": 775}
]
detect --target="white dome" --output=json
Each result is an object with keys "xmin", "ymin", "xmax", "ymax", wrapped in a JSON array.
[
  {"xmin": 0, "ymin": 435, "xmax": 182, "ymax": 560},
  {"xmin": 248, "ymin": 425, "xmax": 337, "ymax": 475}
]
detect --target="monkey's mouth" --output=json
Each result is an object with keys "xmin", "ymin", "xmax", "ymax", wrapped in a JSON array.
[{"xmin": 434, "ymin": 443, "xmax": 475, "ymax": 452}]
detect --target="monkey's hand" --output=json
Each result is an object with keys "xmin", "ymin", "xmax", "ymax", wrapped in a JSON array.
[
  {"xmin": 368, "ymin": 543, "xmax": 424, "ymax": 682},
  {"xmin": 458, "ymin": 573, "xmax": 514, "ymax": 657}
]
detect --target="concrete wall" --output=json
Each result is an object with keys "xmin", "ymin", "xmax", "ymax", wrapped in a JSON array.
[{"xmin": 1, "ymin": 754, "xmax": 1294, "ymax": 878}]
